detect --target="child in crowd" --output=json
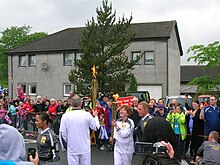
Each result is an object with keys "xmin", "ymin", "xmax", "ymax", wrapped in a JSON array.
[
  {"xmin": 17, "ymin": 101, "xmax": 27, "ymax": 133},
  {"xmin": 0, "ymin": 105, "xmax": 12, "ymax": 125},
  {"xmin": 99, "ymin": 114, "xmax": 109, "ymax": 150},
  {"xmin": 8, "ymin": 101, "xmax": 17, "ymax": 127}
]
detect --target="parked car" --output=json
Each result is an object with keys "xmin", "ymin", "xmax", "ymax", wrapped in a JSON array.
[
  {"xmin": 125, "ymin": 91, "xmax": 150, "ymax": 102},
  {"xmin": 164, "ymin": 95, "xmax": 193, "ymax": 108}
]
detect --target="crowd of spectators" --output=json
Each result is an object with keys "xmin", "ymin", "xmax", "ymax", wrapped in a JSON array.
[{"xmin": 1, "ymin": 86, "xmax": 220, "ymax": 164}]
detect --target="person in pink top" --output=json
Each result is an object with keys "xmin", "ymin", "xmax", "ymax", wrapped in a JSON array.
[{"xmin": 17, "ymin": 86, "xmax": 25, "ymax": 101}]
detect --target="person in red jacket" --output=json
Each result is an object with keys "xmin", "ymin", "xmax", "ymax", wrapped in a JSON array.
[
  {"xmin": 47, "ymin": 98, "xmax": 58, "ymax": 117},
  {"xmin": 22, "ymin": 99, "xmax": 33, "ymax": 132},
  {"xmin": 47, "ymin": 98, "xmax": 59, "ymax": 134}
]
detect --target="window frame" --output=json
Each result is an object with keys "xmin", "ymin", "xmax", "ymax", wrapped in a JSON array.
[
  {"xmin": 63, "ymin": 53, "xmax": 73, "ymax": 66},
  {"xmin": 75, "ymin": 52, "xmax": 81, "ymax": 61},
  {"xmin": 28, "ymin": 55, "xmax": 36, "ymax": 67},
  {"xmin": 144, "ymin": 51, "xmax": 154, "ymax": 65},
  {"xmin": 132, "ymin": 51, "xmax": 142, "ymax": 65},
  {"xmin": 28, "ymin": 84, "xmax": 37, "ymax": 96},
  {"xmin": 63, "ymin": 84, "xmax": 72, "ymax": 97},
  {"xmin": 19, "ymin": 55, "xmax": 26, "ymax": 67}
]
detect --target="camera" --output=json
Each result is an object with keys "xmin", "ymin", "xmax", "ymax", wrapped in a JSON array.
[
  {"xmin": 134, "ymin": 142, "xmax": 167, "ymax": 155},
  {"xmin": 27, "ymin": 148, "xmax": 36, "ymax": 161},
  {"xmin": 135, "ymin": 142, "xmax": 153, "ymax": 155},
  {"xmin": 153, "ymin": 142, "xmax": 167, "ymax": 153}
]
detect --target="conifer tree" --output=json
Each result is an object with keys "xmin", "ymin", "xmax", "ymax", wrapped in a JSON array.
[{"xmin": 69, "ymin": 0, "xmax": 139, "ymax": 95}]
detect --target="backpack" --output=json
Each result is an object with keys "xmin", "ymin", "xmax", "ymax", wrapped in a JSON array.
[{"xmin": 142, "ymin": 152, "xmax": 181, "ymax": 165}]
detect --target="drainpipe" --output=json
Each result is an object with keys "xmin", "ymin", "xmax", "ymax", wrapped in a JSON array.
[
  {"xmin": 11, "ymin": 55, "xmax": 13, "ymax": 99},
  {"xmin": 166, "ymin": 41, "xmax": 169, "ymax": 96}
]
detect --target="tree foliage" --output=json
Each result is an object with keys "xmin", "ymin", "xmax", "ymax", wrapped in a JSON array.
[
  {"xmin": 69, "ymin": 0, "xmax": 140, "ymax": 95},
  {"xmin": 0, "ymin": 25, "xmax": 47, "ymax": 87},
  {"xmin": 187, "ymin": 41, "xmax": 220, "ymax": 94},
  {"xmin": 128, "ymin": 74, "xmax": 137, "ymax": 91}
]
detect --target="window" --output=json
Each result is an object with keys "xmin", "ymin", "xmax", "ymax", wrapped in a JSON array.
[
  {"xmin": 144, "ymin": 51, "xmax": 154, "ymax": 65},
  {"xmin": 29, "ymin": 84, "xmax": 36, "ymax": 95},
  {"xmin": 19, "ymin": 55, "xmax": 26, "ymax": 67},
  {"xmin": 29, "ymin": 55, "xmax": 36, "ymax": 66},
  {"xmin": 63, "ymin": 53, "xmax": 73, "ymax": 66},
  {"xmin": 75, "ymin": 52, "xmax": 81, "ymax": 61},
  {"xmin": 132, "ymin": 52, "xmax": 141, "ymax": 65},
  {"xmin": 64, "ymin": 84, "xmax": 72, "ymax": 96}
]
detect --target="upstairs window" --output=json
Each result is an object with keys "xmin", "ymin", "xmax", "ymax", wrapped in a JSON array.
[
  {"xmin": 144, "ymin": 51, "xmax": 154, "ymax": 65},
  {"xmin": 29, "ymin": 55, "xmax": 36, "ymax": 67},
  {"xmin": 63, "ymin": 53, "xmax": 73, "ymax": 66},
  {"xmin": 132, "ymin": 52, "xmax": 141, "ymax": 65},
  {"xmin": 19, "ymin": 55, "xmax": 26, "ymax": 67}
]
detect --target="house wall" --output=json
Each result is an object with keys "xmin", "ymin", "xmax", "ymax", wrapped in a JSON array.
[
  {"xmin": 125, "ymin": 40, "xmax": 168, "ymax": 99},
  {"xmin": 167, "ymin": 27, "xmax": 181, "ymax": 96},
  {"xmin": 8, "ymin": 53, "xmax": 73, "ymax": 100}
]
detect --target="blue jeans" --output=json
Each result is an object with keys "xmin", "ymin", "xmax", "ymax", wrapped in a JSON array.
[{"xmin": 175, "ymin": 134, "xmax": 185, "ymax": 156}]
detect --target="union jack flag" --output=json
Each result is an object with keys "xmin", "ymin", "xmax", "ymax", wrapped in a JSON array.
[{"xmin": 4, "ymin": 114, "xmax": 12, "ymax": 124}]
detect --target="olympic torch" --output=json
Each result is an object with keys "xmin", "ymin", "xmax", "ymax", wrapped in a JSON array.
[
  {"xmin": 91, "ymin": 65, "xmax": 98, "ymax": 111},
  {"xmin": 111, "ymin": 93, "xmax": 119, "ymax": 139}
]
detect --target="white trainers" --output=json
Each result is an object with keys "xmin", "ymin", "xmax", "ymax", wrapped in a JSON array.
[{"xmin": 100, "ymin": 145, "xmax": 106, "ymax": 151}]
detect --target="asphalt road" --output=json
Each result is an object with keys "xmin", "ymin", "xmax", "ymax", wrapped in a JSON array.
[{"xmin": 25, "ymin": 140, "xmax": 143, "ymax": 165}]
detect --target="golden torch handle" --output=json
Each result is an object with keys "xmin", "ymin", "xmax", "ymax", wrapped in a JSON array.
[
  {"xmin": 111, "ymin": 93, "xmax": 119, "ymax": 141},
  {"xmin": 111, "ymin": 102, "xmax": 118, "ymax": 138}
]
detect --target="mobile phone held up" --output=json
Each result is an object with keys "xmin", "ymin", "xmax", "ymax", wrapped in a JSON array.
[{"xmin": 27, "ymin": 148, "xmax": 36, "ymax": 161}]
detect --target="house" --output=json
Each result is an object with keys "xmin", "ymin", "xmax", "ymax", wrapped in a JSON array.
[
  {"xmin": 181, "ymin": 65, "xmax": 220, "ymax": 95},
  {"xmin": 7, "ymin": 20, "xmax": 183, "ymax": 100}
]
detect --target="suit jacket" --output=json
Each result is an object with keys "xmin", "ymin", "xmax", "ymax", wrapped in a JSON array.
[{"xmin": 135, "ymin": 114, "xmax": 153, "ymax": 141}]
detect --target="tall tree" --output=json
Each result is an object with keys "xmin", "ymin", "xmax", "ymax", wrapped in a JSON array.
[
  {"xmin": 0, "ymin": 25, "xmax": 47, "ymax": 87},
  {"xmin": 69, "ymin": 0, "xmax": 140, "ymax": 95},
  {"xmin": 187, "ymin": 41, "xmax": 220, "ymax": 94}
]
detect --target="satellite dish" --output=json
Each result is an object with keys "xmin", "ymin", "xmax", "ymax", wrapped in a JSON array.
[{"xmin": 41, "ymin": 63, "xmax": 48, "ymax": 70}]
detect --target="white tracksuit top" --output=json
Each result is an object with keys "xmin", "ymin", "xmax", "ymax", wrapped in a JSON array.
[
  {"xmin": 114, "ymin": 118, "xmax": 134, "ymax": 154},
  {"xmin": 59, "ymin": 109, "xmax": 99, "ymax": 155}
]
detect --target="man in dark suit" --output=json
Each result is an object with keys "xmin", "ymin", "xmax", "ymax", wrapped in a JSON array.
[{"xmin": 135, "ymin": 101, "xmax": 153, "ymax": 141}]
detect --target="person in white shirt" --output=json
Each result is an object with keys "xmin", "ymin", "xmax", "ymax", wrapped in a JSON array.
[
  {"xmin": 59, "ymin": 95, "xmax": 100, "ymax": 165},
  {"xmin": 111, "ymin": 105, "xmax": 134, "ymax": 165}
]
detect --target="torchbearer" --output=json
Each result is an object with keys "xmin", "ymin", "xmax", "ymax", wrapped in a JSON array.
[{"xmin": 110, "ymin": 95, "xmax": 135, "ymax": 165}]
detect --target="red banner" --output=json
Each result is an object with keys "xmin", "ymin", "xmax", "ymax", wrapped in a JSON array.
[{"xmin": 117, "ymin": 96, "xmax": 134, "ymax": 107}]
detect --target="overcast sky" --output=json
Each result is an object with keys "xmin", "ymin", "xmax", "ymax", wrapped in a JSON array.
[{"xmin": 1, "ymin": 0, "xmax": 220, "ymax": 65}]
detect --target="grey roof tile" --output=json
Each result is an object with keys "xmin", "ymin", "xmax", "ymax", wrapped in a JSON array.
[
  {"xmin": 7, "ymin": 20, "xmax": 180, "ymax": 54},
  {"xmin": 181, "ymin": 65, "xmax": 220, "ymax": 82}
]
